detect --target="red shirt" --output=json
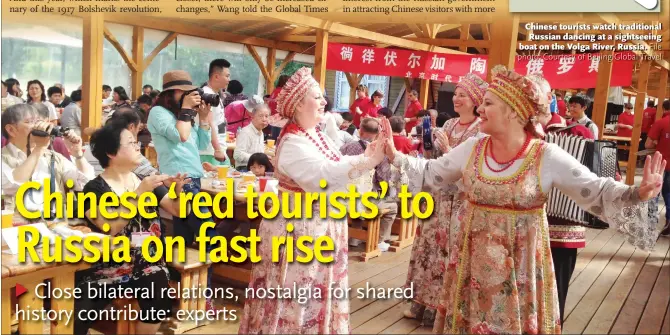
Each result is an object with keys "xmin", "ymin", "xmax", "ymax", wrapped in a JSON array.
[
  {"xmin": 557, "ymin": 100, "xmax": 567, "ymax": 118},
  {"xmin": 350, "ymin": 97, "xmax": 371, "ymax": 128},
  {"xmin": 544, "ymin": 114, "xmax": 594, "ymax": 139},
  {"xmin": 642, "ymin": 107, "xmax": 657, "ymax": 133},
  {"xmin": 617, "ymin": 112, "xmax": 634, "ymax": 137},
  {"xmin": 392, "ymin": 134, "xmax": 413, "ymax": 154},
  {"xmin": 405, "ymin": 100, "xmax": 423, "ymax": 133},
  {"xmin": 648, "ymin": 115, "xmax": 670, "ymax": 171},
  {"xmin": 357, "ymin": 102, "xmax": 381, "ymax": 126},
  {"xmin": 268, "ymin": 87, "xmax": 282, "ymax": 116}
]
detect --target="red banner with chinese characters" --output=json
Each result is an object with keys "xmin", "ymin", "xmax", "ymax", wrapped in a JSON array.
[
  {"xmin": 327, "ymin": 43, "xmax": 488, "ymax": 84},
  {"xmin": 514, "ymin": 52, "xmax": 636, "ymax": 89},
  {"xmin": 326, "ymin": 43, "xmax": 635, "ymax": 89}
]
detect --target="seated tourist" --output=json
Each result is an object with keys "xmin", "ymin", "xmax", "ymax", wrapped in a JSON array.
[
  {"xmin": 26, "ymin": 80, "xmax": 59, "ymax": 124},
  {"xmin": 1, "ymin": 104, "xmax": 94, "ymax": 217},
  {"xmin": 75, "ymin": 121, "xmax": 183, "ymax": 335},
  {"xmin": 47, "ymin": 86, "xmax": 64, "ymax": 116},
  {"xmin": 390, "ymin": 116, "xmax": 413, "ymax": 154},
  {"xmin": 233, "ymin": 103, "xmax": 271, "ymax": 170},
  {"xmin": 332, "ymin": 112, "xmax": 356, "ymax": 145},
  {"xmin": 53, "ymin": 83, "xmax": 72, "ymax": 108},
  {"xmin": 60, "ymin": 89, "xmax": 82, "ymax": 136},
  {"xmin": 223, "ymin": 80, "xmax": 248, "ymax": 107},
  {"xmin": 247, "ymin": 152, "xmax": 274, "ymax": 177},
  {"xmin": 341, "ymin": 118, "xmax": 399, "ymax": 251},
  {"xmin": 83, "ymin": 107, "xmax": 157, "ymax": 178},
  {"xmin": 32, "ymin": 103, "xmax": 73, "ymax": 160},
  {"xmin": 409, "ymin": 109, "xmax": 435, "ymax": 136},
  {"xmin": 2, "ymin": 80, "xmax": 23, "ymax": 111},
  {"xmin": 378, "ymin": 107, "xmax": 393, "ymax": 119},
  {"xmin": 225, "ymin": 95, "xmax": 264, "ymax": 135}
]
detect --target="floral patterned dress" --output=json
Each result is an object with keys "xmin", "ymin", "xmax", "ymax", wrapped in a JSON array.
[
  {"xmin": 393, "ymin": 136, "xmax": 658, "ymax": 334},
  {"xmin": 238, "ymin": 125, "xmax": 377, "ymax": 334},
  {"xmin": 405, "ymin": 118, "xmax": 481, "ymax": 318},
  {"xmin": 78, "ymin": 175, "xmax": 168, "ymax": 285}
]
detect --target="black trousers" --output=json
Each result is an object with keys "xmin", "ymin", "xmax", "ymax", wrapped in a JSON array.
[{"xmin": 551, "ymin": 247, "xmax": 578, "ymax": 325}]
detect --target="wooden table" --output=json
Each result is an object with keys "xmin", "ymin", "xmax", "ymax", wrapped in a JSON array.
[
  {"xmin": 602, "ymin": 135, "xmax": 633, "ymax": 168},
  {"xmin": 636, "ymin": 148, "xmax": 657, "ymax": 156},
  {"xmin": 2, "ymin": 247, "xmax": 90, "ymax": 335},
  {"xmin": 199, "ymin": 178, "xmax": 261, "ymax": 284},
  {"xmin": 146, "ymin": 142, "xmax": 237, "ymax": 169},
  {"xmin": 348, "ymin": 209, "xmax": 391, "ymax": 262},
  {"xmin": 602, "ymin": 135, "xmax": 632, "ymax": 142}
]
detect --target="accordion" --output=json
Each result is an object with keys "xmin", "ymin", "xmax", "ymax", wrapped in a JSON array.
[{"xmin": 544, "ymin": 132, "xmax": 619, "ymax": 227}]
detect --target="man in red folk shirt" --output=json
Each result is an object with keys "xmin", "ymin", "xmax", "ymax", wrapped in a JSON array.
[
  {"xmin": 617, "ymin": 103, "xmax": 635, "ymax": 160},
  {"xmin": 555, "ymin": 92, "xmax": 567, "ymax": 117},
  {"xmin": 645, "ymin": 100, "xmax": 670, "ymax": 237},
  {"xmin": 641, "ymin": 100, "xmax": 658, "ymax": 150},
  {"xmin": 350, "ymin": 84, "xmax": 370, "ymax": 128},
  {"xmin": 404, "ymin": 90, "xmax": 423, "ymax": 134}
]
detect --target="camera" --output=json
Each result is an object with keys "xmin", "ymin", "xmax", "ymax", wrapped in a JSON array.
[
  {"xmin": 184, "ymin": 88, "xmax": 220, "ymax": 107},
  {"xmin": 31, "ymin": 126, "xmax": 70, "ymax": 138}
]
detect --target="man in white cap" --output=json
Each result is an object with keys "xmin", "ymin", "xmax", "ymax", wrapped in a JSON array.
[{"xmin": 224, "ymin": 94, "xmax": 264, "ymax": 135}]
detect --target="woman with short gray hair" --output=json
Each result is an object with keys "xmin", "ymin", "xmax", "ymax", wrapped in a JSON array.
[{"xmin": 1, "ymin": 103, "xmax": 94, "ymax": 218}]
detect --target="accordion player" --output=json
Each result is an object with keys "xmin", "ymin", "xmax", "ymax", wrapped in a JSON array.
[{"xmin": 544, "ymin": 125, "xmax": 621, "ymax": 231}]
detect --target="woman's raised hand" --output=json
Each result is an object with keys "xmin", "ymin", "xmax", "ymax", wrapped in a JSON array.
[
  {"xmin": 638, "ymin": 151, "xmax": 666, "ymax": 201},
  {"xmin": 434, "ymin": 129, "xmax": 450, "ymax": 153},
  {"xmin": 364, "ymin": 139, "xmax": 386, "ymax": 166}
]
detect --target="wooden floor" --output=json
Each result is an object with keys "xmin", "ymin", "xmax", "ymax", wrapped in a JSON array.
[{"xmin": 184, "ymin": 218, "xmax": 670, "ymax": 334}]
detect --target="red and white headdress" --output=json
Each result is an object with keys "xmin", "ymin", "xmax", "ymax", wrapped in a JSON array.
[
  {"xmin": 487, "ymin": 65, "xmax": 543, "ymax": 124},
  {"xmin": 275, "ymin": 67, "xmax": 320, "ymax": 120},
  {"xmin": 456, "ymin": 73, "xmax": 488, "ymax": 107}
]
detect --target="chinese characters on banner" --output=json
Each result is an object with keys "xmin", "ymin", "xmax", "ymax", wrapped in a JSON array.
[
  {"xmin": 514, "ymin": 52, "xmax": 635, "ymax": 89},
  {"xmin": 329, "ymin": 43, "xmax": 488, "ymax": 83},
  {"xmin": 327, "ymin": 43, "xmax": 635, "ymax": 89}
]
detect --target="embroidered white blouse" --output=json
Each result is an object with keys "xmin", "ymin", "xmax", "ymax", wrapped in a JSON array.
[{"xmin": 394, "ymin": 136, "xmax": 658, "ymax": 251}]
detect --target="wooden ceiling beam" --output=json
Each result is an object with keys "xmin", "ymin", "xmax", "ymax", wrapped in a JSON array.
[
  {"xmin": 252, "ymin": 12, "xmax": 469, "ymax": 54},
  {"xmin": 407, "ymin": 24, "xmax": 427, "ymax": 38},
  {"xmin": 229, "ymin": 21, "xmax": 272, "ymax": 34},
  {"xmin": 276, "ymin": 35, "xmax": 491, "ymax": 49},
  {"xmin": 101, "ymin": 15, "xmax": 309, "ymax": 54},
  {"xmin": 519, "ymin": 13, "xmax": 603, "ymax": 23},
  {"xmin": 102, "ymin": 25, "xmax": 138, "ymax": 72},
  {"xmin": 458, "ymin": 24, "xmax": 470, "ymax": 52},
  {"xmin": 143, "ymin": 32, "xmax": 178, "ymax": 70}
]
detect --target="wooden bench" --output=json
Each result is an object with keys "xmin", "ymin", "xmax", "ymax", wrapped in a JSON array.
[
  {"xmin": 347, "ymin": 208, "xmax": 390, "ymax": 262},
  {"xmin": 91, "ymin": 298, "xmax": 141, "ymax": 335},
  {"xmin": 389, "ymin": 216, "xmax": 417, "ymax": 252},
  {"xmin": 167, "ymin": 247, "xmax": 212, "ymax": 334}
]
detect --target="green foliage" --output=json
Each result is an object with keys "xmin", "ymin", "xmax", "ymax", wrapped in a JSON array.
[{"xmin": 274, "ymin": 60, "xmax": 313, "ymax": 88}]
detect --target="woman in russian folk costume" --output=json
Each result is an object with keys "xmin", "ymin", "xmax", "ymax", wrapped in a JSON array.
[
  {"xmin": 238, "ymin": 67, "xmax": 386, "ymax": 334},
  {"xmin": 404, "ymin": 73, "xmax": 488, "ymax": 326},
  {"xmin": 382, "ymin": 65, "xmax": 663, "ymax": 334}
]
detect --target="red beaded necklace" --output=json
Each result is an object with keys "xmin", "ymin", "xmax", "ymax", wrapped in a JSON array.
[
  {"xmin": 298, "ymin": 125, "xmax": 341, "ymax": 162},
  {"xmin": 484, "ymin": 133, "xmax": 532, "ymax": 173}
]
